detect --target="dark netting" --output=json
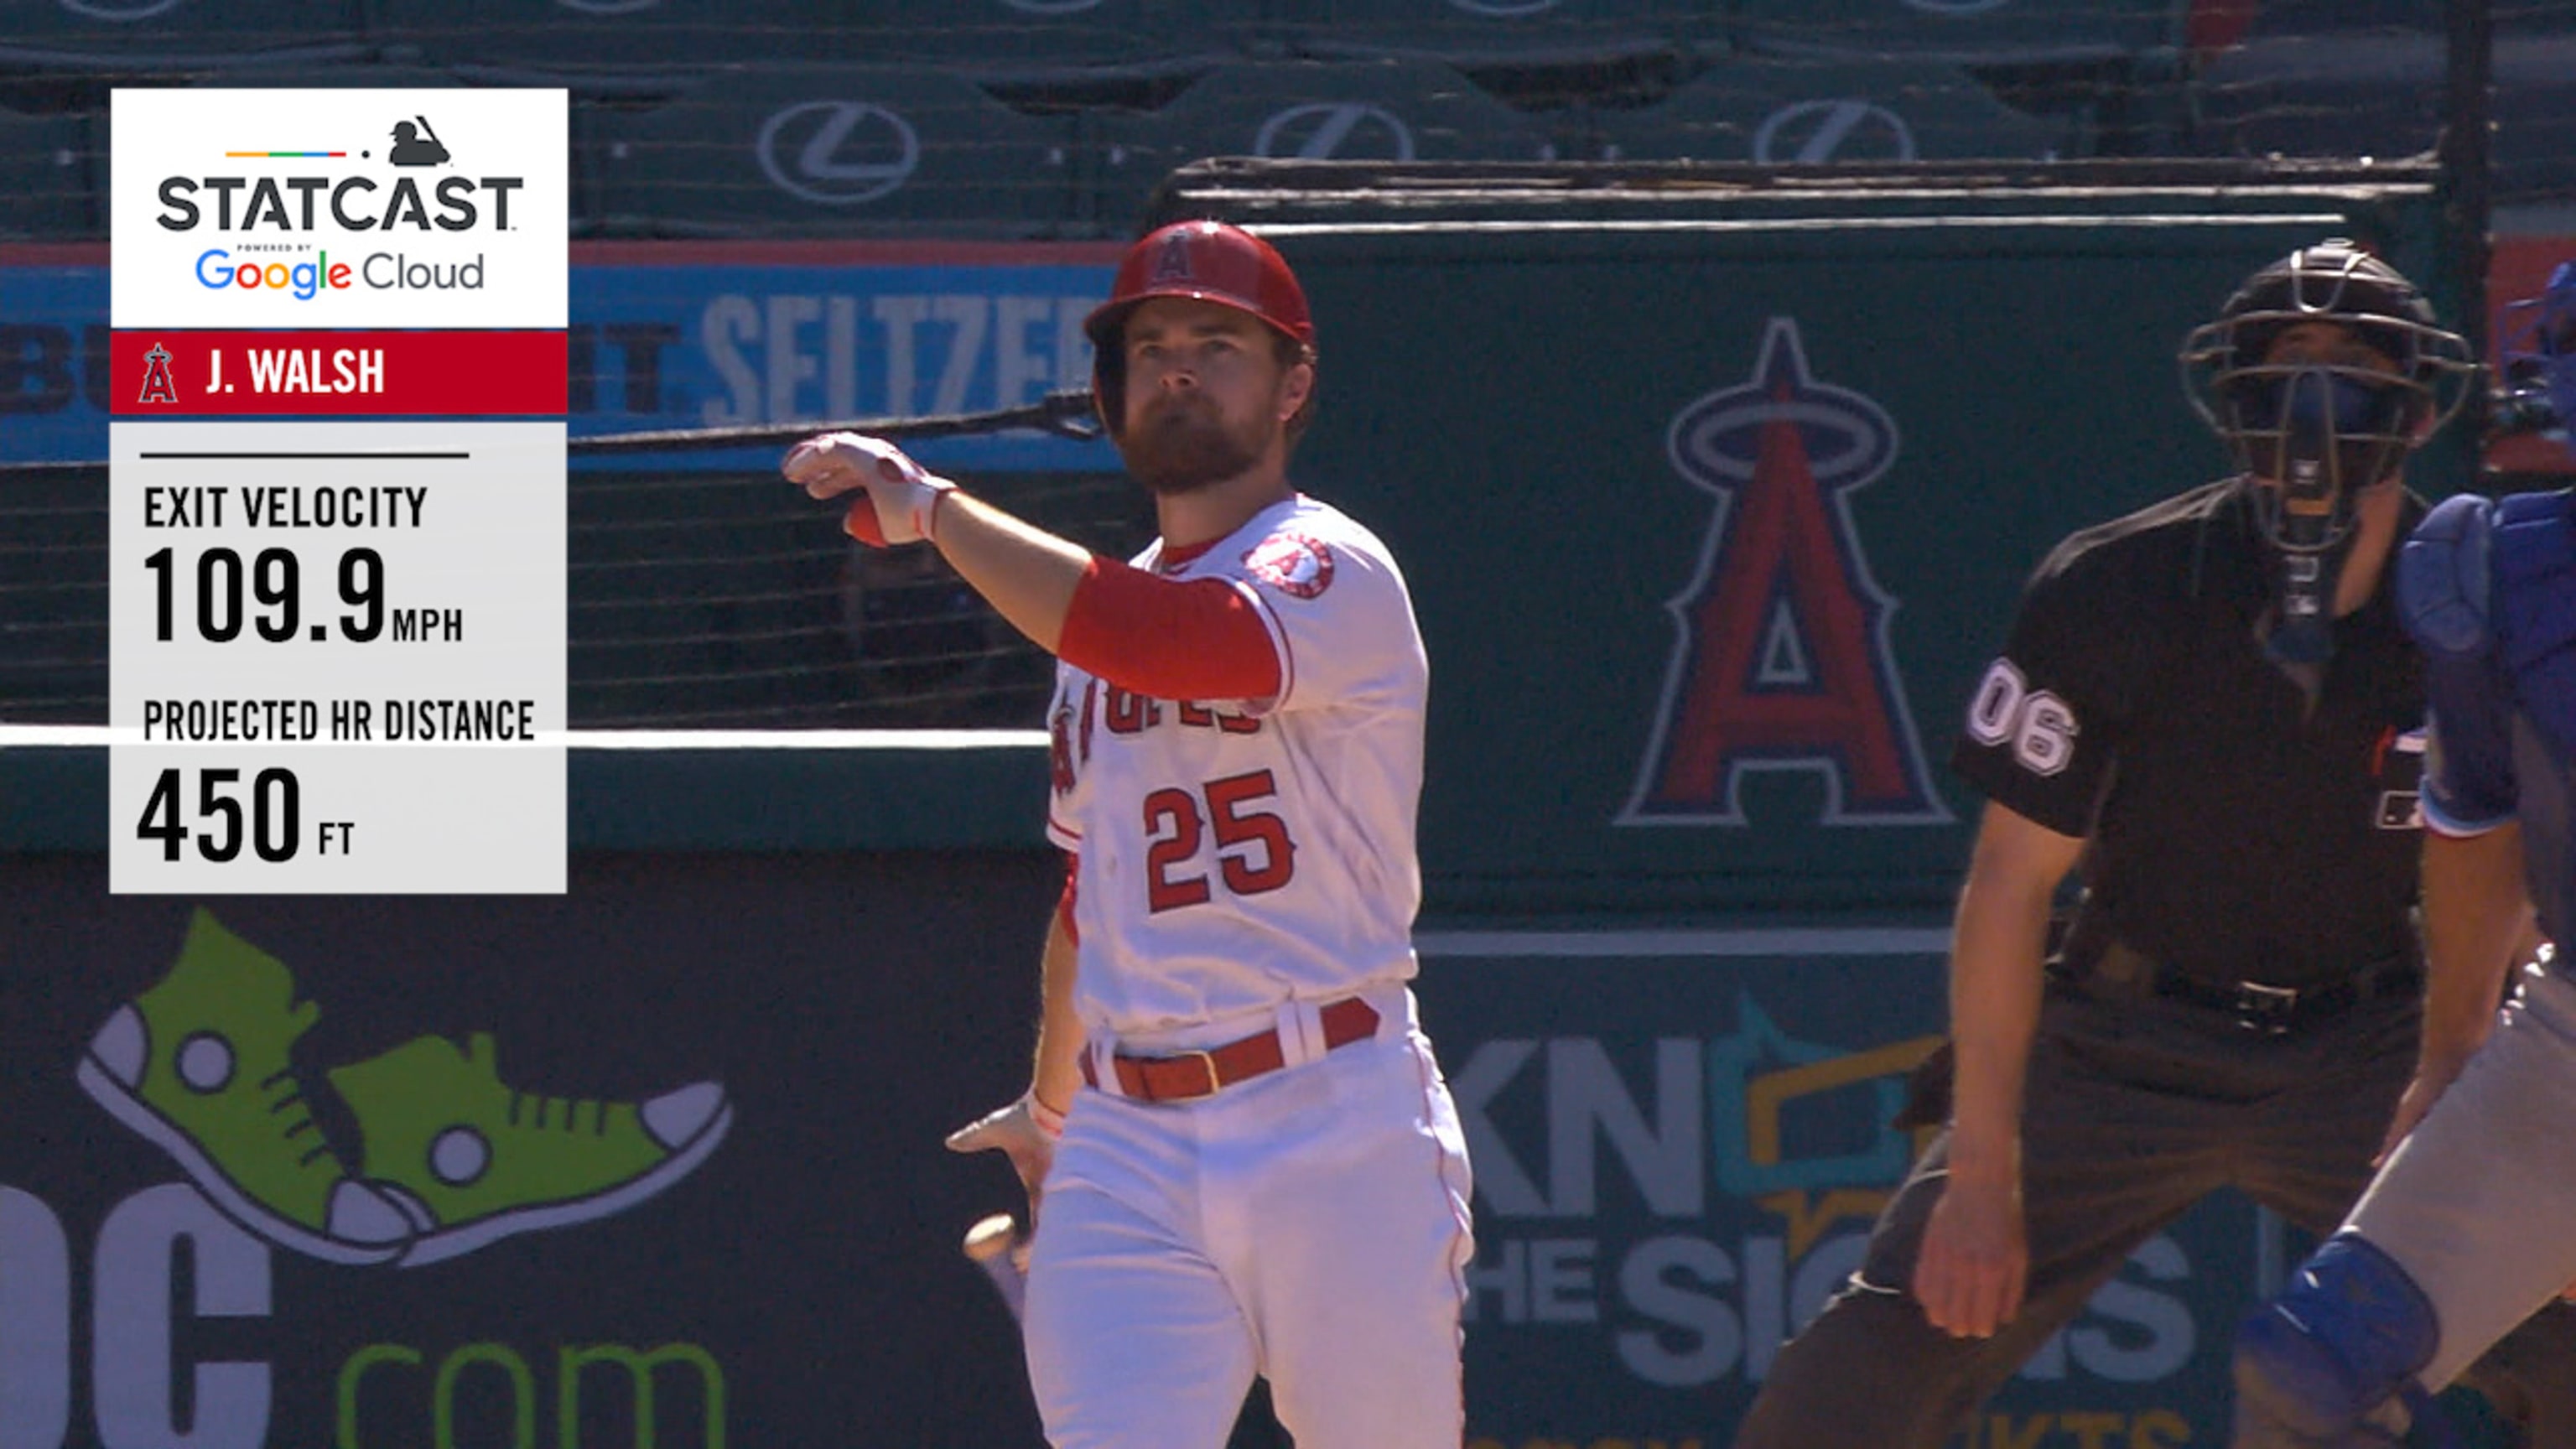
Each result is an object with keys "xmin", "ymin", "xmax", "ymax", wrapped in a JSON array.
[{"xmin": 3, "ymin": 0, "xmax": 2568, "ymax": 728}]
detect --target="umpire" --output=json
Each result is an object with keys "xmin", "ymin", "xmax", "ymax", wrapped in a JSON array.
[{"xmin": 1731, "ymin": 240, "xmax": 2576, "ymax": 1447}]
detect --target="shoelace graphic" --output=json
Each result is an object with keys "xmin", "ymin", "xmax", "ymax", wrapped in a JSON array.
[
  {"xmin": 506, "ymin": 1090, "xmax": 613, "ymax": 1135},
  {"xmin": 261, "ymin": 1065, "xmax": 334, "ymax": 1169}
]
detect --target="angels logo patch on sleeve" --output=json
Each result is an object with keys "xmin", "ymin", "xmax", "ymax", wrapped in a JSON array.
[{"xmin": 1243, "ymin": 530, "xmax": 1335, "ymax": 599}]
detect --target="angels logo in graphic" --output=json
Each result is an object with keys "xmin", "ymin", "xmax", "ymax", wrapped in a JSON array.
[{"xmin": 137, "ymin": 343, "xmax": 178, "ymax": 405}]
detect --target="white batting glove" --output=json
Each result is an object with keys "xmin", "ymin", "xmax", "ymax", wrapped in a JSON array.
[
  {"xmin": 944, "ymin": 1093, "xmax": 1063, "ymax": 1214},
  {"xmin": 781, "ymin": 432, "xmax": 956, "ymax": 547}
]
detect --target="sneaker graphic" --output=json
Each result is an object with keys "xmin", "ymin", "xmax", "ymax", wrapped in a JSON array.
[
  {"xmin": 330, "ymin": 1032, "xmax": 732, "ymax": 1267},
  {"xmin": 75, "ymin": 910, "xmax": 414, "ymax": 1265}
]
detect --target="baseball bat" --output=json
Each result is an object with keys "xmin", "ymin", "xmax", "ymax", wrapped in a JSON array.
[
  {"xmin": 569, "ymin": 389, "xmax": 1101, "ymax": 455},
  {"xmin": 963, "ymin": 1212, "xmax": 1031, "ymax": 1322},
  {"xmin": 0, "ymin": 390, "xmax": 1103, "ymax": 475}
]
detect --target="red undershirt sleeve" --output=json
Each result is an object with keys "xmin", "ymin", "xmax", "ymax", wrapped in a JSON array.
[{"xmin": 1057, "ymin": 557, "xmax": 1285, "ymax": 702}]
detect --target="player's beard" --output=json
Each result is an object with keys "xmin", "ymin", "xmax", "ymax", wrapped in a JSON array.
[{"xmin": 1120, "ymin": 392, "xmax": 1267, "ymax": 496}]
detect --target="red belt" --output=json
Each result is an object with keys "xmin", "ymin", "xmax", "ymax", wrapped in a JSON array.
[{"xmin": 1082, "ymin": 996, "xmax": 1383, "ymax": 1104}]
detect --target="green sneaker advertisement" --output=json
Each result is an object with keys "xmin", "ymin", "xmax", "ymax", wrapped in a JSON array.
[
  {"xmin": 8, "ymin": 854, "xmax": 1069, "ymax": 1449},
  {"xmin": 78, "ymin": 909, "xmax": 734, "ymax": 1272}
]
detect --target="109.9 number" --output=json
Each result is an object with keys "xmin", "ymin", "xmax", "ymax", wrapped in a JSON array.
[
  {"xmin": 135, "ymin": 767, "xmax": 299, "ymax": 863},
  {"xmin": 144, "ymin": 546, "xmax": 384, "ymax": 643}
]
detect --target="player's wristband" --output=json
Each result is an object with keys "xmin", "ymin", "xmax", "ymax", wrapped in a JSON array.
[
  {"xmin": 915, "ymin": 476, "xmax": 956, "ymax": 544},
  {"xmin": 1026, "ymin": 1092, "xmax": 1067, "ymax": 1139}
]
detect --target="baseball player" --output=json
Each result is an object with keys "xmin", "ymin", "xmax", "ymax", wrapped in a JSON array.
[
  {"xmin": 1732, "ymin": 240, "xmax": 2576, "ymax": 1448},
  {"xmin": 784, "ymin": 219, "xmax": 1473, "ymax": 1449},
  {"xmin": 2232, "ymin": 261, "xmax": 2576, "ymax": 1448}
]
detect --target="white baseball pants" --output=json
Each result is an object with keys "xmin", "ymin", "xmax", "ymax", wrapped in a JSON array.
[{"xmin": 1024, "ymin": 996, "xmax": 1473, "ymax": 1449}]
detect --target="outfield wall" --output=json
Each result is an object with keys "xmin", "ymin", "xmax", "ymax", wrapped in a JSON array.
[
  {"xmin": 0, "ymin": 743, "xmax": 2277, "ymax": 1449},
  {"xmin": 0, "ymin": 171, "xmax": 2541, "ymax": 1447}
]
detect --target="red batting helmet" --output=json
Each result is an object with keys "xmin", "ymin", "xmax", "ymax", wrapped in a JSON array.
[{"xmin": 1084, "ymin": 220, "xmax": 1317, "ymax": 438}]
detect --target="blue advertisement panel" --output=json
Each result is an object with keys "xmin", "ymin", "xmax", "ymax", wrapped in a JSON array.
[
  {"xmin": 1415, "ymin": 928, "xmax": 2267, "ymax": 1449},
  {"xmin": 0, "ymin": 242, "xmax": 1124, "ymax": 474},
  {"xmin": 0, "ymin": 254, "xmax": 106, "ymax": 466}
]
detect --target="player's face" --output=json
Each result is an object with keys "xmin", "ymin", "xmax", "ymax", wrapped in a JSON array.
[
  {"xmin": 2260, "ymin": 320, "xmax": 2400, "ymax": 377},
  {"xmin": 1118, "ymin": 298, "xmax": 1311, "ymax": 496},
  {"xmin": 2251, "ymin": 320, "xmax": 2408, "ymax": 502}
]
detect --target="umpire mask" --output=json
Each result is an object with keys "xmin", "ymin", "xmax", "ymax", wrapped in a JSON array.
[
  {"xmin": 2236, "ymin": 366, "xmax": 2412, "ymax": 663},
  {"xmin": 2179, "ymin": 239, "xmax": 2475, "ymax": 667}
]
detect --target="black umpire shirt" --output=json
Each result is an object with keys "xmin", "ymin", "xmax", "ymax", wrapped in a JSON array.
[{"xmin": 1950, "ymin": 477, "xmax": 2429, "ymax": 992}]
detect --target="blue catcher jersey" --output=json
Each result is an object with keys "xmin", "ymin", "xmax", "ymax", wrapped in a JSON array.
[{"xmin": 2402, "ymin": 488, "xmax": 2576, "ymax": 946}]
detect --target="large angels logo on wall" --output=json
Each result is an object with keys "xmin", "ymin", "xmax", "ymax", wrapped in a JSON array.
[{"xmin": 1622, "ymin": 318, "xmax": 1949, "ymax": 827}]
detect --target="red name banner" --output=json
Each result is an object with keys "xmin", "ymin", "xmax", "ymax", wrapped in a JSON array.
[{"xmin": 109, "ymin": 330, "xmax": 567, "ymax": 417}]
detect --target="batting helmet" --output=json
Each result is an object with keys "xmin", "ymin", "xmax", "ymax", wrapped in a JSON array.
[
  {"xmin": 1083, "ymin": 220, "xmax": 1317, "ymax": 439},
  {"xmin": 2178, "ymin": 238, "xmax": 2475, "ymax": 553}
]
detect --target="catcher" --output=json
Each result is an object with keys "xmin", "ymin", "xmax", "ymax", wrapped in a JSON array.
[{"xmin": 2233, "ymin": 260, "xmax": 2576, "ymax": 1446}]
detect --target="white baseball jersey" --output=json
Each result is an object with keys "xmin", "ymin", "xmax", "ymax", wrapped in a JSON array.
[{"xmin": 1044, "ymin": 494, "xmax": 1427, "ymax": 1040}]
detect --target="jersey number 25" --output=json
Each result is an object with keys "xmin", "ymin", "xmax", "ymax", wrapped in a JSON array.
[{"xmin": 1142, "ymin": 769, "xmax": 1300, "ymax": 912}]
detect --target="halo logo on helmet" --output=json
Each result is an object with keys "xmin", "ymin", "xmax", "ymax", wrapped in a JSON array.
[
  {"xmin": 1149, "ymin": 231, "xmax": 1197, "ymax": 286},
  {"xmin": 2179, "ymin": 238, "xmax": 2475, "ymax": 667},
  {"xmin": 1083, "ymin": 220, "xmax": 1317, "ymax": 440}
]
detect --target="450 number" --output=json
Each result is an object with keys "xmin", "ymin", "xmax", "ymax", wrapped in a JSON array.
[
  {"xmin": 1141, "ymin": 769, "xmax": 1297, "ymax": 913},
  {"xmin": 135, "ymin": 767, "xmax": 300, "ymax": 863}
]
